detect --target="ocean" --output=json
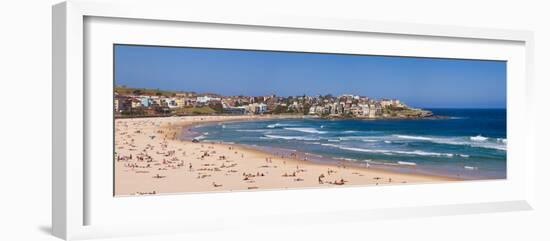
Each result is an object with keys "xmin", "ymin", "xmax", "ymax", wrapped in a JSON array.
[{"xmin": 188, "ymin": 109, "xmax": 506, "ymax": 180}]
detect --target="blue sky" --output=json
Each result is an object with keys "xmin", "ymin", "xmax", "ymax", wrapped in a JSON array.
[{"xmin": 114, "ymin": 44, "xmax": 506, "ymax": 108}]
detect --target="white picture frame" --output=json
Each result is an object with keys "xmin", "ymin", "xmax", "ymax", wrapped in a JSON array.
[{"xmin": 52, "ymin": 0, "xmax": 535, "ymax": 240}]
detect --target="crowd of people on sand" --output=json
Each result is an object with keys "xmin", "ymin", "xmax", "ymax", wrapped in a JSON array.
[
  {"xmin": 317, "ymin": 173, "xmax": 347, "ymax": 185},
  {"xmin": 118, "ymin": 117, "xmax": 357, "ymax": 194},
  {"xmin": 115, "ymin": 118, "xmax": 421, "ymax": 196},
  {"xmin": 242, "ymin": 172, "xmax": 266, "ymax": 182}
]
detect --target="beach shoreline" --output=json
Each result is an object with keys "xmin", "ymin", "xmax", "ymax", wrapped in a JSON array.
[{"xmin": 114, "ymin": 115, "xmax": 460, "ymax": 196}]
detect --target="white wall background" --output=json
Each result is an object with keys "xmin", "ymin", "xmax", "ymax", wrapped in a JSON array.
[{"xmin": 0, "ymin": 0, "xmax": 548, "ymax": 240}]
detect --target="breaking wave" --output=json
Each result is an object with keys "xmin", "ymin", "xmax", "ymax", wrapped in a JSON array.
[
  {"xmin": 393, "ymin": 135, "xmax": 434, "ymax": 141},
  {"xmin": 266, "ymin": 123, "xmax": 297, "ymax": 128},
  {"xmin": 470, "ymin": 135, "xmax": 488, "ymax": 141},
  {"xmin": 392, "ymin": 134, "xmax": 506, "ymax": 151},
  {"xmin": 194, "ymin": 132, "xmax": 208, "ymax": 140},
  {"xmin": 284, "ymin": 127, "xmax": 328, "ymax": 134},
  {"xmin": 320, "ymin": 143, "xmax": 458, "ymax": 157},
  {"xmin": 264, "ymin": 134, "xmax": 320, "ymax": 141}
]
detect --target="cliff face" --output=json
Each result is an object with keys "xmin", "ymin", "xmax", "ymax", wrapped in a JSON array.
[
  {"xmin": 316, "ymin": 106, "xmax": 437, "ymax": 120},
  {"xmin": 381, "ymin": 107, "xmax": 434, "ymax": 119}
]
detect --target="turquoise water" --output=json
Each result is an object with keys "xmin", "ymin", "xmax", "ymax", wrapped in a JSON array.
[{"xmin": 190, "ymin": 109, "xmax": 506, "ymax": 180}]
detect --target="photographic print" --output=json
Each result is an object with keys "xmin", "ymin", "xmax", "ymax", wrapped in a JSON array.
[{"xmin": 113, "ymin": 44, "xmax": 506, "ymax": 196}]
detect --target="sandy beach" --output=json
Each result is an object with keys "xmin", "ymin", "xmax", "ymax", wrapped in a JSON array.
[{"xmin": 114, "ymin": 115, "xmax": 459, "ymax": 196}]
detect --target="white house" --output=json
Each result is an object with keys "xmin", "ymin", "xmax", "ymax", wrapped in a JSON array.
[
  {"xmin": 196, "ymin": 96, "xmax": 221, "ymax": 103},
  {"xmin": 248, "ymin": 103, "xmax": 268, "ymax": 114}
]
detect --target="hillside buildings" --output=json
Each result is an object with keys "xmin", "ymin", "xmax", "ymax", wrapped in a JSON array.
[{"xmin": 114, "ymin": 88, "xmax": 429, "ymax": 119}]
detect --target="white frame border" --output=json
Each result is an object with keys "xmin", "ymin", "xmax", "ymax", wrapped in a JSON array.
[{"xmin": 52, "ymin": 0, "xmax": 535, "ymax": 240}]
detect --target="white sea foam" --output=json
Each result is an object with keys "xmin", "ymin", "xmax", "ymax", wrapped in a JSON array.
[
  {"xmin": 266, "ymin": 123, "xmax": 296, "ymax": 128},
  {"xmin": 471, "ymin": 142, "xmax": 507, "ymax": 151},
  {"xmin": 398, "ymin": 161, "xmax": 417, "ymax": 166},
  {"xmin": 194, "ymin": 132, "xmax": 209, "ymax": 140},
  {"xmin": 271, "ymin": 129, "xmax": 506, "ymax": 151},
  {"xmin": 285, "ymin": 127, "xmax": 328, "ymax": 134},
  {"xmin": 464, "ymin": 166, "xmax": 478, "ymax": 170},
  {"xmin": 497, "ymin": 138, "xmax": 507, "ymax": 143},
  {"xmin": 391, "ymin": 134, "xmax": 506, "ymax": 151},
  {"xmin": 264, "ymin": 134, "xmax": 319, "ymax": 141},
  {"xmin": 393, "ymin": 150, "xmax": 454, "ymax": 157},
  {"xmin": 343, "ymin": 130, "xmax": 358, "ymax": 133},
  {"xmin": 470, "ymin": 135, "xmax": 488, "ymax": 141},
  {"xmin": 365, "ymin": 160, "xmax": 398, "ymax": 166},
  {"xmin": 322, "ymin": 144, "xmax": 456, "ymax": 157},
  {"xmin": 321, "ymin": 143, "xmax": 341, "ymax": 148},
  {"xmin": 236, "ymin": 129, "xmax": 268, "ymax": 132},
  {"xmin": 394, "ymin": 135, "xmax": 434, "ymax": 141},
  {"xmin": 362, "ymin": 139, "xmax": 379, "ymax": 143},
  {"xmin": 338, "ymin": 136, "xmax": 376, "ymax": 141}
]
